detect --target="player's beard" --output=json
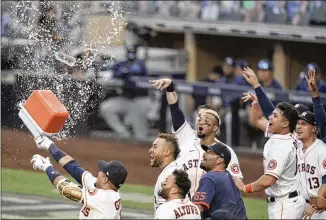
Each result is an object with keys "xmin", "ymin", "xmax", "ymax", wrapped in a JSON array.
[
  {"xmin": 158, "ymin": 187, "xmax": 170, "ymax": 200},
  {"xmin": 197, "ymin": 133, "xmax": 206, "ymax": 138},
  {"xmin": 150, "ymin": 155, "xmax": 162, "ymax": 167}
]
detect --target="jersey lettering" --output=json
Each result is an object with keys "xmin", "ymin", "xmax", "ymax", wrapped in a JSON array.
[
  {"xmin": 82, "ymin": 206, "xmax": 90, "ymax": 217},
  {"xmin": 298, "ymin": 163, "xmax": 316, "ymax": 174},
  {"xmin": 173, "ymin": 205, "xmax": 199, "ymax": 219},
  {"xmin": 182, "ymin": 159, "xmax": 199, "ymax": 171},
  {"xmin": 308, "ymin": 177, "xmax": 320, "ymax": 189},
  {"xmin": 193, "ymin": 192, "xmax": 206, "ymax": 201},
  {"xmin": 114, "ymin": 199, "xmax": 121, "ymax": 210}
]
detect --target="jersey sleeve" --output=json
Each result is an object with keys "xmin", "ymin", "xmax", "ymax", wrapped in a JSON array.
[
  {"xmin": 82, "ymin": 171, "xmax": 97, "ymax": 191},
  {"xmin": 172, "ymin": 120, "xmax": 196, "ymax": 151},
  {"xmin": 192, "ymin": 177, "xmax": 216, "ymax": 210},
  {"xmin": 264, "ymin": 149, "xmax": 289, "ymax": 179},
  {"xmin": 318, "ymin": 145, "xmax": 326, "ymax": 178},
  {"xmin": 154, "ymin": 204, "xmax": 174, "ymax": 219},
  {"xmin": 226, "ymin": 147, "xmax": 244, "ymax": 179}
]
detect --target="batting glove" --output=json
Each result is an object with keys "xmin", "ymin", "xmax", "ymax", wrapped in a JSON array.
[
  {"xmin": 30, "ymin": 154, "xmax": 52, "ymax": 172},
  {"xmin": 35, "ymin": 136, "xmax": 53, "ymax": 151}
]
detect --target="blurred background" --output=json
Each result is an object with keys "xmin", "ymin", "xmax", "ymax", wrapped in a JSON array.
[{"xmin": 1, "ymin": 1, "xmax": 326, "ymax": 219}]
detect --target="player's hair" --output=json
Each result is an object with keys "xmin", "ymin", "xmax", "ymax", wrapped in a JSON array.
[
  {"xmin": 157, "ymin": 133, "xmax": 180, "ymax": 160},
  {"xmin": 198, "ymin": 104, "xmax": 221, "ymax": 127},
  {"xmin": 173, "ymin": 169, "xmax": 191, "ymax": 198},
  {"xmin": 276, "ymin": 102, "xmax": 299, "ymax": 133}
]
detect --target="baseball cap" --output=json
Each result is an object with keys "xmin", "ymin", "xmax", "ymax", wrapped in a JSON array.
[
  {"xmin": 257, "ymin": 59, "xmax": 273, "ymax": 71},
  {"xmin": 235, "ymin": 58, "xmax": 249, "ymax": 69},
  {"xmin": 294, "ymin": 103, "xmax": 309, "ymax": 115},
  {"xmin": 223, "ymin": 57, "xmax": 235, "ymax": 67},
  {"xmin": 304, "ymin": 63, "xmax": 321, "ymax": 74},
  {"xmin": 212, "ymin": 66, "xmax": 224, "ymax": 76},
  {"xmin": 98, "ymin": 160, "xmax": 128, "ymax": 189},
  {"xmin": 201, "ymin": 142, "xmax": 231, "ymax": 168},
  {"xmin": 298, "ymin": 111, "xmax": 316, "ymax": 126}
]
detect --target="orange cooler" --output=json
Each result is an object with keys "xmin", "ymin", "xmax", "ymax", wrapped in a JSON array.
[{"xmin": 19, "ymin": 90, "xmax": 69, "ymax": 135}]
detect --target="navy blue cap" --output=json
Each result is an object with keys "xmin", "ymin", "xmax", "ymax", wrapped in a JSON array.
[
  {"xmin": 294, "ymin": 103, "xmax": 309, "ymax": 115},
  {"xmin": 98, "ymin": 160, "xmax": 127, "ymax": 189},
  {"xmin": 298, "ymin": 111, "xmax": 316, "ymax": 126},
  {"xmin": 212, "ymin": 66, "xmax": 224, "ymax": 75},
  {"xmin": 201, "ymin": 142, "xmax": 231, "ymax": 168},
  {"xmin": 304, "ymin": 63, "xmax": 321, "ymax": 74},
  {"xmin": 223, "ymin": 57, "xmax": 235, "ymax": 67},
  {"xmin": 258, "ymin": 59, "xmax": 273, "ymax": 71},
  {"xmin": 235, "ymin": 58, "xmax": 249, "ymax": 69}
]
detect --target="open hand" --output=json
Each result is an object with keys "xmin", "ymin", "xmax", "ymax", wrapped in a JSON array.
[
  {"xmin": 305, "ymin": 69, "xmax": 319, "ymax": 97},
  {"xmin": 30, "ymin": 154, "xmax": 52, "ymax": 172},
  {"xmin": 149, "ymin": 78, "xmax": 172, "ymax": 91},
  {"xmin": 242, "ymin": 67, "xmax": 260, "ymax": 89}
]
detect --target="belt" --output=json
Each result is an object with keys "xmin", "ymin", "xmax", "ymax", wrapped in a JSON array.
[{"xmin": 266, "ymin": 191, "xmax": 298, "ymax": 203}]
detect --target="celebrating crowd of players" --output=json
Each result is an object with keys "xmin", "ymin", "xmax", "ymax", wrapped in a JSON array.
[{"xmin": 29, "ymin": 65, "xmax": 326, "ymax": 219}]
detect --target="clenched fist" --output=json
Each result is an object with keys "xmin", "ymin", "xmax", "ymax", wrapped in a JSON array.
[{"xmin": 34, "ymin": 136, "xmax": 53, "ymax": 151}]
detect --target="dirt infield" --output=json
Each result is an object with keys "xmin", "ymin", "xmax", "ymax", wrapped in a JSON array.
[{"xmin": 1, "ymin": 129, "xmax": 265, "ymax": 198}]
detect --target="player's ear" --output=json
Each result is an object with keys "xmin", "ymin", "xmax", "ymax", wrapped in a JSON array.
[
  {"xmin": 216, "ymin": 157, "xmax": 223, "ymax": 166},
  {"xmin": 312, "ymin": 126, "xmax": 317, "ymax": 134},
  {"xmin": 213, "ymin": 125, "xmax": 218, "ymax": 133},
  {"xmin": 283, "ymin": 120, "xmax": 289, "ymax": 128}
]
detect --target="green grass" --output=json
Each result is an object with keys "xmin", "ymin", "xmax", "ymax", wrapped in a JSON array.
[{"xmin": 2, "ymin": 168, "xmax": 267, "ymax": 218}]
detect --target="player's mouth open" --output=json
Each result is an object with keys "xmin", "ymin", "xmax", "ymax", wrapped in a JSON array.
[
  {"xmin": 198, "ymin": 126, "xmax": 203, "ymax": 132},
  {"xmin": 150, "ymin": 154, "xmax": 154, "ymax": 162}
]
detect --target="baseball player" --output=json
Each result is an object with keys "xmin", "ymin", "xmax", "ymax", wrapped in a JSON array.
[
  {"xmin": 31, "ymin": 136, "xmax": 127, "ymax": 219},
  {"xmin": 296, "ymin": 111, "xmax": 326, "ymax": 219},
  {"xmin": 149, "ymin": 133, "xmax": 181, "ymax": 210},
  {"xmin": 233, "ymin": 102, "xmax": 306, "ymax": 219},
  {"xmin": 192, "ymin": 142, "xmax": 247, "ymax": 219},
  {"xmin": 150, "ymin": 78, "xmax": 244, "ymax": 199},
  {"xmin": 155, "ymin": 169, "xmax": 201, "ymax": 219}
]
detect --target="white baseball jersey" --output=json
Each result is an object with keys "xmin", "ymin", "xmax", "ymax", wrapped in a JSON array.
[
  {"xmin": 79, "ymin": 171, "xmax": 122, "ymax": 219},
  {"xmin": 297, "ymin": 139, "xmax": 326, "ymax": 200},
  {"xmin": 263, "ymin": 133, "xmax": 300, "ymax": 197},
  {"xmin": 154, "ymin": 161, "xmax": 180, "ymax": 210},
  {"xmin": 155, "ymin": 198, "xmax": 201, "ymax": 219},
  {"xmin": 173, "ymin": 121, "xmax": 243, "ymax": 199}
]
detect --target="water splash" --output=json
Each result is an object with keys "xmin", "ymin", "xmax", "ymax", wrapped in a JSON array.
[{"xmin": 5, "ymin": 1, "xmax": 130, "ymax": 139}]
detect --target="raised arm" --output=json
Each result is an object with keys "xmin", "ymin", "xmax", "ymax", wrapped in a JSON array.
[
  {"xmin": 242, "ymin": 92, "xmax": 268, "ymax": 132},
  {"xmin": 35, "ymin": 136, "xmax": 85, "ymax": 185},
  {"xmin": 306, "ymin": 69, "xmax": 326, "ymax": 140},
  {"xmin": 150, "ymin": 78, "xmax": 185, "ymax": 131},
  {"xmin": 30, "ymin": 154, "xmax": 83, "ymax": 203},
  {"xmin": 242, "ymin": 67, "xmax": 275, "ymax": 118}
]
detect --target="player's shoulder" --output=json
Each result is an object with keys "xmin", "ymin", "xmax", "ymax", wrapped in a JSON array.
[
  {"xmin": 159, "ymin": 162, "xmax": 179, "ymax": 177},
  {"xmin": 268, "ymin": 134, "xmax": 295, "ymax": 149},
  {"xmin": 94, "ymin": 189, "xmax": 120, "ymax": 202},
  {"xmin": 201, "ymin": 171, "xmax": 224, "ymax": 182},
  {"xmin": 315, "ymin": 139, "xmax": 326, "ymax": 149}
]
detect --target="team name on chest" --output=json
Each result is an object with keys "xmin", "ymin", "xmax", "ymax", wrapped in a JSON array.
[
  {"xmin": 297, "ymin": 163, "xmax": 316, "ymax": 174},
  {"xmin": 174, "ymin": 205, "xmax": 198, "ymax": 218},
  {"xmin": 182, "ymin": 159, "xmax": 199, "ymax": 171}
]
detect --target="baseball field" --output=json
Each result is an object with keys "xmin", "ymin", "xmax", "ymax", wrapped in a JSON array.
[{"xmin": 2, "ymin": 129, "xmax": 268, "ymax": 219}]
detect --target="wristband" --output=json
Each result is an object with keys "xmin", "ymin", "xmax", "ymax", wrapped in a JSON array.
[
  {"xmin": 243, "ymin": 184, "xmax": 253, "ymax": 193},
  {"xmin": 46, "ymin": 166, "xmax": 61, "ymax": 183},
  {"xmin": 49, "ymin": 144, "xmax": 67, "ymax": 162},
  {"xmin": 166, "ymin": 82, "xmax": 175, "ymax": 92}
]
